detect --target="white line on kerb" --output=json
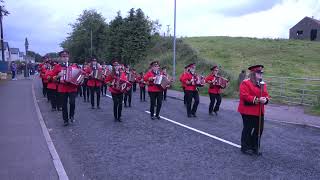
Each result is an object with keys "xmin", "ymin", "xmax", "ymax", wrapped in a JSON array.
[
  {"xmin": 105, "ymin": 94, "xmax": 112, "ymax": 98},
  {"xmin": 32, "ymin": 82, "xmax": 69, "ymax": 180},
  {"xmin": 145, "ymin": 111, "xmax": 241, "ymax": 148}
]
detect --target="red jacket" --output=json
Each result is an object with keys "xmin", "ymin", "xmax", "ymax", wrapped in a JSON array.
[
  {"xmin": 51, "ymin": 64, "xmax": 79, "ymax": 93},
  {"xmin": 238, "ymin": 79, "xmax": 270, "ymax": 116},
  {"xmin": 136, "ymin": 76, "xmax": 146, "ymax": 88},
  {"xmin": 205, "ymin": 74, "xmax": 221, "ymax": 94},
  {"xmin": 143, "ymin": 70, "xmax": 163, "ymax": 92},
  {"xmin": 45, "ymin": 69, "xmax": 58, "ymax": 90},
  {"xmin": 105, "ymin": 72, "xmax": 127, "ymax": 94},
  {"xmin": 181, "ymin": 72, "xmax": 197, "ymax": 91},
  {"xmin": 86, "ymin": 67, "xmax": 103, "ymax": 87},
  {"xmin": 40, "ymin": 64, "xmax": 49, "ymax": 83},
  {"xmin": 179, "ymin": 72, "xmax": 186, "ymax": 89}
]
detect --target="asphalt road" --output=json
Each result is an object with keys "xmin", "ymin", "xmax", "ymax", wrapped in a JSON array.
[{"xmin": 34, "ymin": 79, "xmax": 320, "ymax": 180}]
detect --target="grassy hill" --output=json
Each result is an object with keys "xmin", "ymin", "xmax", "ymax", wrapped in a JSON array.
[{"xmin": 135, "ymin": 36, "xmax": 320, "ymax": 114}]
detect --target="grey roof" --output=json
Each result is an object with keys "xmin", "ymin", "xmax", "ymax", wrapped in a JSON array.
[
  {"xmin": 10, "ymin": 48, "xmax": 20, "ymax": 54},
  {"xmin": 0, "ymin": 42, "xmax": 9, "ymax": 50},
  {"xmin": 290, "ymin": 16, "xmax": 320, "ymax": 30}
]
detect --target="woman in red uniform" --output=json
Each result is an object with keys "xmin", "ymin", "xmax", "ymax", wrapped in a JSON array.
[
  {"xmin": 238, "ymin": 65, "xmax": 269, "ymax": 155},
  {"xmin": 105, "ymin": 59, "xmax": 128, "ymax": 122}
]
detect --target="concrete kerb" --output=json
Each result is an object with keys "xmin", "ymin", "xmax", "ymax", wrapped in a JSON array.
[
  {"xmin": 166, "ymin": 93, "xmax": 320, "ymax": 129},
  {"xmin": 31, "ymin": 79, "xmax": 69, "ymax": 180}
]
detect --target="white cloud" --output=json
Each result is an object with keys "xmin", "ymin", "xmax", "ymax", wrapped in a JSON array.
[{"xmin": 2, "ymin": 0, "xmax": 320, "ymax": 55}]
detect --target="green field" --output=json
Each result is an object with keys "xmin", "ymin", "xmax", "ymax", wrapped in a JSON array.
[{"xmin": 184, "ymin": 36, "xmax": 320, "ymax": 78}]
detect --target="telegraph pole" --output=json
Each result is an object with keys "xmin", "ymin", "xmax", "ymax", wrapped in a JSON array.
[
  {"xmin": 173, "ymin": 0, "xmax": 176, "ymax": 80},
  {"xmin": 0, "ymin": 2, "xmax": 9, "ymax": 61}
]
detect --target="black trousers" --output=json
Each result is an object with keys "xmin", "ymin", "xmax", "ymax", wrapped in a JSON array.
[
  {"xmin": 102, "ymin": 84, "xmax": 108, "ymax": 95},
  {"xmin": 163, "ymin": 89, "xmax": 167, "ymax": 101},
  {"xmin": 111, "ymin": 93, "xmax": 124, "ymax": 120},
  {"xmin": 183, "ymin": 88, "xmax": 186, "ymax": 105},
  {"xmin": 61, "ymin": 92, "xmax": 76, "ymax": 123},
  {"xmin": 133, "ymin": 83, "xmax": 137, "ymax": 92},
  {"xmin": 48, "ymin": 89, "xmax": 58, "ymax": 110},
  {"xmin": 185, "ymin": 90, "xmax": 199, "ymax": 116},
  {"xmin": 90, "ymin": 86, "xmax": 101, "ymax": 107},
  {"xmin": 124, "ymin": 87, "xmax": 132, "ymax": 106},
  {"xmin": 241, "ymin": 114, "xmax": 264, "ymax": 151},
  {"xmin": 82, "ymin": 84, "xmax": 90, "ymax": 101},
  {"xmin": 140, "ymin": 86, "xmax": 146, "ymax": 101},
  {"xmin": 209, "ymin": 93, "xmax": 222, "ymax": 113},
  {"xmin": 149, "ymin": 91, "xmax": 163, "ymax": 117},
  {"xmin": 42, "ymin": 81, "xmax": 48, "ymax": 98},
  {"xmin": 78, "ymin": 86, "xmax": 82, "ymax": 97}
]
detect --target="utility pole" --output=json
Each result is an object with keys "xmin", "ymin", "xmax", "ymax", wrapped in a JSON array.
[
  {"xmin": 0, "ymin": 2, "xmax": 9, "ymax": 61},
  {"xmin": 173, "ymin": 0, "xmax": 177, "ymax": 80},
  {"xmin": 24, "ymin": 38, "xmax": 29, "ymax": 77},
  {"xmin": 167, "ymin": 25, "xmax": 170, "ymax": 37}
]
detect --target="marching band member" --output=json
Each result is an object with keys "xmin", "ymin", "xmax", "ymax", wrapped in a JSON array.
[
  {"xmin": 86, "ymin": 58, "xmax": 103, "ymax": 109},
  {"xmin": 238, "ymin": 65, "xmax": 269, "ymax": 155},
  {"xmin": 40, "ymin": 56, "xmax": 50, "ymax": 100},
  {"xmin": 46, "ymin": 60, "xmax": 61, "ymax": 111},
  {"xmin": 51, "ymin": 50, "xmax": 79, "ymax": 126},
  {"xmin": 181, "ymin": 63, "xmax": 199, "ymax": 118},
  {"xmin": 104, "ymin": 59, "xmax": 128, "ymax": 122},
  {"xmin": 205, "ymin": 65, "xmax": 227, "ymax": 116},
  {"xmin": 161, "ymin": 66, "xmax": 169, "ymax": 101},
  {"xmin": 144, "ymin": 61, "xmax": 163, "ymax": 120},
  {"xmin": 82, "ymin": 62, "xmax": 90, "ymax": 102},
  {"xmin": 124, "ymin": 65, "xmax": 133, "ymax": 107},
  {"xmin": 137, "ymin": 72, "xmax": 146, "ymax": 102},
  {"xmin": 131, "ymin": 68, "xmax": 138, "ymax": 92},
  {"xmin": 179, "ymin": 66, "xmax": 188, "ymax": 105}
]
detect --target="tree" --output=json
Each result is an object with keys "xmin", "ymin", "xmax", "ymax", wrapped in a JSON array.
[
  {"xmin": 106, "ymin": 11, "xmax": 124, "ymax": 63},
  {"xmin": 27, "ymin": 51, "xmax": 42, "ymax": 62},
  {"xmin": 61, "ymin": 10, "xmax": 108, "ymax": 64}
]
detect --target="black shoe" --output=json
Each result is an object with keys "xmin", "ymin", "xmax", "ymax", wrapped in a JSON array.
[
  {"xmin": 156, "ymin": 116, "xmax": 160, "ymax": 120},
  {"xmin": 252, "ymin": 149, "xmax": 262, "ymax": 156},
  {"xmin": 241, "ymin": 149, "xmax": 254, "ymax": 156},
  {"xmin": 114, "ymin": 118, "xmax": 118, "ymax": 122},
  {"xmin": 187, "ymin": 114, "xmax": 192, "ymax": 118},
  {"xmin": 63, "ymin": 122, "xmax": 69, "ymax": 126},
  {"xmin": 118, "ymin": 118, "xmax": 122, "ymax": 122},
  {"xmin": 124, "ymin": 104, "xmax": 127, "ymax": 107},
  {"xmin": 192, "ymin": 113, "xmax": 197, "ymax": 117},
  {"xmin": 70, "ymin": 117, "xmax": 75, "ymax": 123},
  {"xmin": 214, "ymin": 111, "xmax": 218, "ymax": 116},
  {"xmin": 129, "ymin": 105, "xmax": 131, "ymax": 107},
  {"xmin": 151, "ymin": 116, "xmax": 155, "ymax": 120}
]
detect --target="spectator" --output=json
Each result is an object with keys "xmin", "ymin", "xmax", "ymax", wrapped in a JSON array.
[{"xmin": 10, "ymin": 62, "xmax": 17, "ymax": 80}]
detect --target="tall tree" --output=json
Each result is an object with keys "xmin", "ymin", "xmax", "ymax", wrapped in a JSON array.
[{"xmin": 106, "ymin": 11, "xmax": 124, "ymax": 63}]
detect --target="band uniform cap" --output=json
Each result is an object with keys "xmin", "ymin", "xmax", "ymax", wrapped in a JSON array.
[
  {"xmin": 111, "ymin": 59, "xmax": 119, "ymax": 65},
  {"xmin": 90, "ymin": 57, "xmax": 97, "ymax": 62},
  {"xmin": 58, "ymin": 50, "xmax": 69, "ymax": 57},
  {"xmin": 248, "ymin": 65, "xmax": 264, "ymax": 72},
  {"xmin": 186, "ymin": 63, "xmax": 195, "ymax": 68},
  {"xmin": 162, "ymin": 66, "xmax": 167, "ymax": 70},
  {"xmin": 210, "ymin": 65, "xmax": 218, "ymax": 71},
  {"xmin": 150, "ymin": 61, "xmax": 159, "ymax": 67}
]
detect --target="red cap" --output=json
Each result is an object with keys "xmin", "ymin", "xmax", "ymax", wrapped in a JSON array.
[{"xmin": 248, "ymin": 65, "xmax": 264, "ymax": 72}]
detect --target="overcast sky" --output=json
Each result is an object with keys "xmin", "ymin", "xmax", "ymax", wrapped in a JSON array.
[{"xmin": 3, "ymin": 0, "xmax": 320, "ymax": 55}]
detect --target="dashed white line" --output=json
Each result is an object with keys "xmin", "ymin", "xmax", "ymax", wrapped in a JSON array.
[{"xmin": 145, "ymin": 111, "xmax": 241, "ymax": 148}]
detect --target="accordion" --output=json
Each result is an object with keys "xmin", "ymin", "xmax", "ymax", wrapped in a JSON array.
[
  {"xmin": 212, "ymin": 76, "xmax": 228, "ymax": 88},
  {"xmin": 154, "ymin": 75, "xmax": 171, "ymax": 89},
  {"xmin": 60, "ymin": 66, "xmax": 84, "ymax": 85},
  {"xmin": 195, "ymin": 75, "xmax": 205, "ymax": 87},
  {"xmin": 112, "ymin": 79, "xmax": 132, "ymax": 93},
  {"xmin": 93, "ymin": 69, "xmax": 103, "ymax": 80}
]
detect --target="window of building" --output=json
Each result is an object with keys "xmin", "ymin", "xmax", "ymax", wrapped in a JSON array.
[{"xmin": 296, "ymin": 30, "xmax": 303, "ymax": 36}]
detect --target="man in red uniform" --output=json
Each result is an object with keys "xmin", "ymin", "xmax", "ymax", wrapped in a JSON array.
[
  {"xmin": 137, "ymin": 72, "xmax": 146, "ymax": 102},
  {"xmin": 86, "ymin": 58, "xmax": 103, "ymax": 109},
  {"xmin": 40, "ymin": 56, "xmax": 50, "ymax": 99},
  {"xmin": 205, "ymin": 65, "xmax": 225, "ymax": 116},
  {"xmin": 51, "ymin": 50, "xmax": 79, "ymax": 126},
  {"xmin": 181, "ymin": 63, "xmax": 199, "ymax": 118},
  {"xmin": 179, "ymin": 66, "xmax": 188, "ymax": 105},
  {"xmin": 144, "ymin": 61, "xmax": 163, "ymax": 120},
  {"xmin": 82, "ymin": 62, "xmax": 90, "ymax": 102},
  {"xmin": 238, "ymin": 65, "xmax": 269, "ymax": 155},
  {"xmin": 124, "ymin": 65, "xmax": 133, "ymax": 107},
  {"xmin": 46, "ymin": 60, "xmax": 61, "ymax": 111},
  {"xmin": 104, "ymin": 59, "xmax": 128, "ymax": 122}
]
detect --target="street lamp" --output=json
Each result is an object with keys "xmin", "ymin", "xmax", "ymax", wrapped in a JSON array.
[
  {"xmin": 173, "ymin": 0, "xmax": 176, "ymax": 80},
  {"xmin": 24, "ymin": 38, "xmax": 29, "ymax": 77}
]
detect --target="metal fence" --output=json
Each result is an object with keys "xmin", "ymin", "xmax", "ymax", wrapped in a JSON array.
[{"xmin": 264, "ymin": 76, "xmax": 320, "ymax": 106}]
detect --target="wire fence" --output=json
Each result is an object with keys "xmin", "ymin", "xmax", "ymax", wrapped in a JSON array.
[{"xmin": 264, "ymin": 76, "xmax": 320, "ymax": 106}]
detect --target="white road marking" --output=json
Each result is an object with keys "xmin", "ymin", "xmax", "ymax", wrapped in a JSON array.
[
  {"xmin": 32, "ymin": 82, "xmax": 69, "ymax": 180},
  {"xmin": 106, "ymin": 94, "xmax": 112, "ymax": 98},
  {"xmin": 145, "ymin": 111, "xmax": 241, "ymax": 148}
]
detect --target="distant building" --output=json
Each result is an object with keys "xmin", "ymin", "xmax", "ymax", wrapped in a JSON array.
[
  {"xmin": 10, "ymin": 48, "xmax": 20, "ymax": 61},
  {"xmin": 289, "ymin": 16, "xmax": 320, "ymax": 41},
  {"xmin": 19, "ymin": 52, "xmax": 24, "ymax": 61},
  {"xmin": 0, "ymin": 42, "xmax": 11, "ymax": 61}
]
